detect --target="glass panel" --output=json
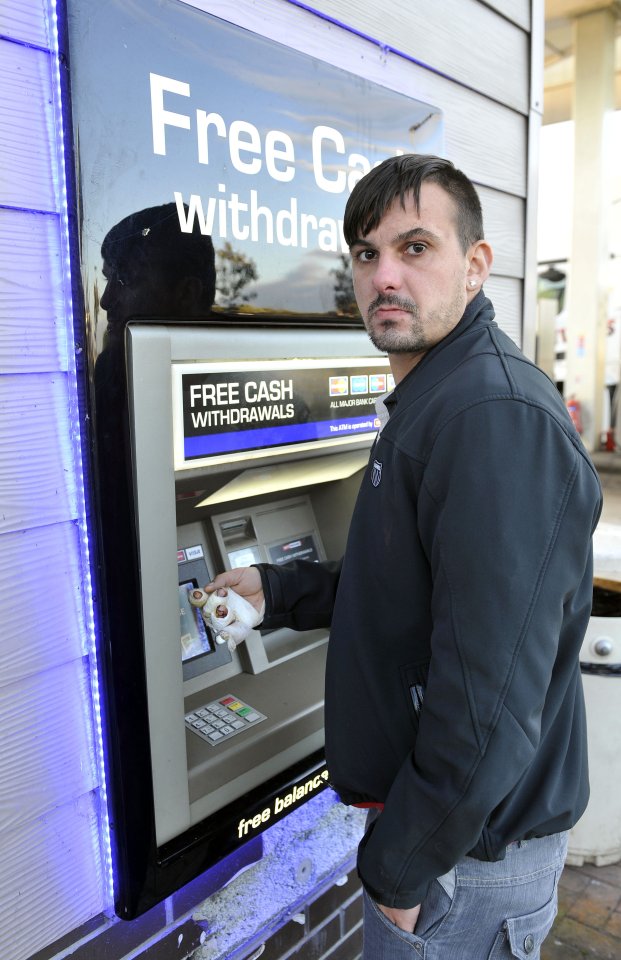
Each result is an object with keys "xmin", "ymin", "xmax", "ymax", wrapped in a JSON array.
[{"xmin": 67, "ymin": 0, "xmax": 443, "ymax": 358}]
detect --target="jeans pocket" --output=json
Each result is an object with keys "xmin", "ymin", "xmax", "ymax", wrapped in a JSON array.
[
  {"xmin": 363, "ymin": 892, "xmax": 423, "ymax": 959},
  {"xmin": 488, "ymin": 889, "xmax": 558, "ymax": 960},
  {"xmin": 414, "ymin": 877, "xmax": 453, "ymax": 940}
]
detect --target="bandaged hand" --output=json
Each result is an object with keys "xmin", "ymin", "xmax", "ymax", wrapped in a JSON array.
[{"xmin": 188, "ymin": 585, "xmax": 265, "ymax": 651}]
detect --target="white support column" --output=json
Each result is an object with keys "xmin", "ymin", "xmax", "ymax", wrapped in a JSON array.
[{"xmin": 564, "ymin": 5, "xmax": 617, "ymax": 450}]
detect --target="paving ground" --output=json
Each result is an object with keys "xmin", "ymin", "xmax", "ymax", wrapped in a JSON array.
[
  {"xmin": 542, "ymin": 453, "xmax": 621, "ymax": 960},
  {"xmin": 543, "ymin": 861, "xmax": 621, "ymax": 960}
]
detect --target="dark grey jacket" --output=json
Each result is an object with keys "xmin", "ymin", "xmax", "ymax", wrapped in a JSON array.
[{"xmin": 258, "ymin": 292, "xmax": 602, "ymax": 909}]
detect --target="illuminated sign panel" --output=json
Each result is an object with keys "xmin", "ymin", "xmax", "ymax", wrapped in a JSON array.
[{"xmin": 173, "ymin": 358, "xmax": 392, "ymax": 468}]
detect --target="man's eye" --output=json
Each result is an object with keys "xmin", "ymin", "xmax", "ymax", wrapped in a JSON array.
[
  {"xmin": 355, "ymin": 249, "xmax": 376, "ymax": 263},
  {"xmin": 406, "ymin": 242, "xmax": 426, "ymax": 256}
]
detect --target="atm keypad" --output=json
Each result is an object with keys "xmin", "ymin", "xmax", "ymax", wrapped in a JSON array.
[{"xmin": 185, "ymin": 695, "xmax": 266, "ymax": 745}]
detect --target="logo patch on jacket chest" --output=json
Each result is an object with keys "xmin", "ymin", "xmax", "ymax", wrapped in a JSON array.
[{"xmin": 371, "ymin": 459, "xmax": 383, "ymax": 487}]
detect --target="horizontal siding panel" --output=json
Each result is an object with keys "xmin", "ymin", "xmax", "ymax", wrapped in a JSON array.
[
  {"xmin": 445, "ymin": 97, "xmax": 526, "ymax": 198},
  {"xmin": 485, "ymin": 274, "xmax": 523, "ymax": 347},
  {"xmin": 0, "ymin": 0, "xmax": 49, "ymax": 48},
  {"xmin": 0, "ymin": 39, "xmax": 57, "ymax": 212},
  {"xmin": 0, "ymin": 793, "xmax": 103, "ymax": 960},
  {"xmin": 478, "ymin": 186, "xmax": 525, "ymax": 279},
  {"xmin": 200, "ymin": 0, "xmax": 528, "ymax": 197},
  {"xmin": 484, "ymin": 0, "xmax": 531, "ymax": 31},
  {"xmin": 0, "ymin": 208, "xmax": 68, "ymax": 373},
  {"xmin": 0, "ymin": 373, "xmax": 77, "ymax": 534},
  {"xmin": 312, "ymin": 0, "xmax": 530, "ymax": 113},
  {"xmin": 0, "ymin": 523, "xmax": 86, "ymax": 686},
  {"xmin": 0, "ymin": 660, "xmax": 97, "ymax": 831}
]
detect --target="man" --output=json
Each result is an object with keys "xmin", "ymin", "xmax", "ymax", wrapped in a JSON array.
[
  {"xmin": 95, "ymin": 201, "xmax": 216, "ymax": 561},
  {"xmin": 95, "ymin": 201, "xmax": 216, "ymax": 507},
  {"xmin": 206, "ymin": 155, "xmax": 602, "ymax": 958},
  {"xmin": 99, "ymin": 202, "xmax": 216, "ymax": 343}
]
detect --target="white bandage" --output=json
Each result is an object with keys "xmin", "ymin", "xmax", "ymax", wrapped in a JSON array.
[{"xmin": 189, "ymin": 587, "xmax": 264, "ymax": 651}]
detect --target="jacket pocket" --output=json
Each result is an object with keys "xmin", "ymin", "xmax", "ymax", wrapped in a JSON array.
[{"xmin": 400, "ymin": 660, "xmax": 430, "ymax": 733}]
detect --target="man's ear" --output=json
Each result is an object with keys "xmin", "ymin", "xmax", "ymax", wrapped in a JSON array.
[{"xmin": 465, "ymin": 240, "xmax": 493, "ymax": 295}]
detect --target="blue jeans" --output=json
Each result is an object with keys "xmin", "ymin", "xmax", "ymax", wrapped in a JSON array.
[{"xmin": 362, "ymin": 832, "xmax": 568, "ymax": 959}]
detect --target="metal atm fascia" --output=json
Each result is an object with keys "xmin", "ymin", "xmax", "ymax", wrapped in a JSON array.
[{"xmin": 123, "ymin": 319, "xmax": 388, "ymax": 911}]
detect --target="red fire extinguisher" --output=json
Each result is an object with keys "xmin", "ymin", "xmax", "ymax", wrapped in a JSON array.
[{"xmin": 566, "ymin": 396, "xmax": 583, "ymax": 434}]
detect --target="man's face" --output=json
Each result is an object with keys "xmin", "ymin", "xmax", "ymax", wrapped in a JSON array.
[
  {"xmin": 100, "ymin": 258, "xmax": 177, "ymax": 339},
  {"xmin": 349, "ymin": 182, "xmax": 477, "ymax": 377}
]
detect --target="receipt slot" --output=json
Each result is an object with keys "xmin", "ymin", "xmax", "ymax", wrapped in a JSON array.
[{"xmin": 100, "ymin": 318, "xmax": 389, "ymax": 916}]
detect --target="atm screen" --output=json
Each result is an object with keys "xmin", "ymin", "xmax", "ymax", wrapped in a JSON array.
[
  {"xmin": 268, "ymin": 536, "xmax": 319, "ymax": 565},
  {"xmin": 228, "ymin": 545, "xmax": 262, "ymax": 569},
  {"xmin": 179, "ymin": 581, "xmax": 213, "ymax": 663}
]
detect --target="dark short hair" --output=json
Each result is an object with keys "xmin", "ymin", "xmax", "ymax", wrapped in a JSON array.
[
  {"xmin": 101, "ymin": 202, "xmax": 216, "ymax": 310},
  {"xmin": 343, "ymin": 154, "xmax": 484, "ymax": 253}
]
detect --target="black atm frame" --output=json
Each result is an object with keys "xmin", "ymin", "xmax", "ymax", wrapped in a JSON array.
[{"xmin": 94, "ymin": 316, "xmax": 387, "ymax": 917}]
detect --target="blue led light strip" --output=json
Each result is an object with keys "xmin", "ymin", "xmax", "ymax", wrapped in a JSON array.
[{"xmin": 47, "ymin": 0, "xmax": 115, "ymax": 908}]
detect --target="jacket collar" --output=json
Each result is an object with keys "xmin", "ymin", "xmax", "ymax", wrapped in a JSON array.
[{"xmin": 386, "ymin": 290, "xmax": 496, "ymax": 412}]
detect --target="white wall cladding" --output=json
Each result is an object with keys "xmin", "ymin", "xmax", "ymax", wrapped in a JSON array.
[
  {"xmin": 0, "ymin": 374, "xmax": 78, "ymax": 532},
  {"xmin": 297, "ymin": 0, "xmax": 531, "ymax": 113},
  {"xmin": 0, "ymin": 796, "xmax": 102, "ymax": 960},
  {"xmin": 0, "ymin": 208, "xmax": 67, "ymax": 374},
  {"xmin": 0, "ymin": 524, "xmax": 86, "ymax": 684},
  {"xmin": 0, "ymin": 0, "xmax": 49, "ymax": 47},
  {"xmin": 0, "ymin": 662, "xmax": 97, "ymax": 833},
  {"xmin": 0, "ymin": 0, "xmax": 105, "ymax": 957},
  {"xmin": 0, "ymin": 40, "xmax": 58, "ymax": 212},
  {"xmin": 486, "ymin": 0, "xmax": 531, "ymax": 30}
]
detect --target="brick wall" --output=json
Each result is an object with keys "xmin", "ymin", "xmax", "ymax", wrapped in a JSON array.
[{"xmin": 250, "ymin": 870, "xmax": 363, "ymax": 960}]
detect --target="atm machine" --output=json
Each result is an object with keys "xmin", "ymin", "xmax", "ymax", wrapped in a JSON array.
[{"xmin": 101, "ymin": 318, "xmax": 390, "ymax": 916}]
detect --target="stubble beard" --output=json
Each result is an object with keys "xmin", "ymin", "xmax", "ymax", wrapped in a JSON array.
[{"xmin": 364, "ymin": 292, "xmax": 464, "ymax": 355}]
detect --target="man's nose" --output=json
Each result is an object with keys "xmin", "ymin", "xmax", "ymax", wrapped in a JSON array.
[
  {"xmin": 372, "ymin": 254, "xmax": 401, "ymax": 293},
  {"xmin": 100, "ymin": 279, "xmax": 115, "ymax": 312}
]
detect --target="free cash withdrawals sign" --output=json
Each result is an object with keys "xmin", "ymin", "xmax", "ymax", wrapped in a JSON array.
[{"xmin": 172, "ymin": 358, "xmax": 393, "ymax": 469}]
